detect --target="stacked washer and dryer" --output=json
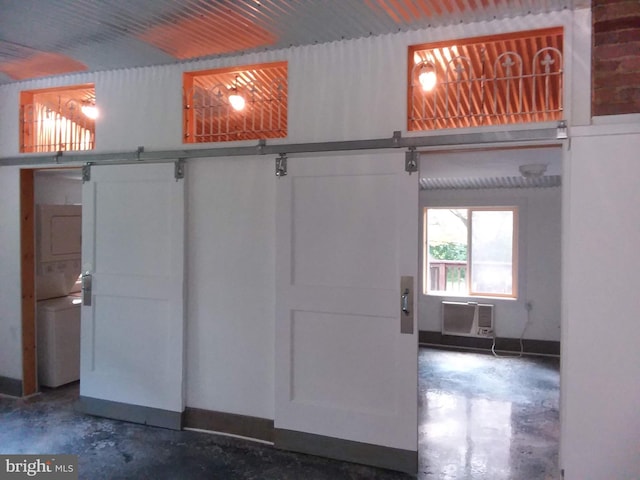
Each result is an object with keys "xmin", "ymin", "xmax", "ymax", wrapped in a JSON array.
[{"xmin": 35, "ymin": 204, "xmax": 82, "ymax": 388}]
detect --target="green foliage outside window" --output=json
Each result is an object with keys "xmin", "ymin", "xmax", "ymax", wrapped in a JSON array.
[{"xmin": 429, "ymin": 242, "xmax": 467, "ymax": 261}]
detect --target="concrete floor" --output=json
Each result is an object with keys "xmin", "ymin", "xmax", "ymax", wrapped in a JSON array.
[
  {"xmin": 0, "ymin": 347, "xmax": 560, "ymax": 479},
  {"xmin": 418, "ymin": 348, "xmax": 560, "ymax": 479}
]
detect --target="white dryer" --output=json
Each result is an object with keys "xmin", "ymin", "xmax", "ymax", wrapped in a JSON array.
[{"xmin": 37, "ymin": 295, "xmax": 81, "ymax": 388}]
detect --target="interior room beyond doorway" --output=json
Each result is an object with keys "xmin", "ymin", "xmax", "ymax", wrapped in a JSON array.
[{"xmin": 20, "ymin": 167, "xmax": 83, "ymax": 397}]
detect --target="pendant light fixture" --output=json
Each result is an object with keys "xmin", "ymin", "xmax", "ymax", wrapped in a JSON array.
[
  {"xmin": 228, "ymin": 75, "xmax": 245, "ymax": 111},
  {"xmin": 418, "ymin": 62, "xmax": 437, "ymax": 92},
  {"xmin": 81, "ymin": 101, "xmax": 99, "ymax": 119}
]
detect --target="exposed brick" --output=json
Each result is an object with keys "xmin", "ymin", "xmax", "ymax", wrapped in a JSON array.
[
  {"xmin": 594, "ymin": 16, "xmax": 640, "ymax": 34},
  {"xmin": 593, "ymin": 72, "xmax": 640, "ymax": 88},
  {"xmin": 594, "ymin": 101, "xmax": 640, "ymax": 116},
  {"xmin": 595, "ymin": 84, "xmax": 640, "ymax": 97},
  {"xmin": 594, "ymin": 85, "xmax": 640, "ymax": 104},
  {"xmin": 593, "ymin": 0, "xmax": 640, "ymax": 22},
  {"xmin": 590, "ymin": 1, "xmax": 639, "ymax": 115},
  {"xmin": 595, "ymin": 29, "xmax": 640, "ymax": 45},
  {"xmin": 620, "ymin": 55, "xmax": 640, "ymax": 71},
  {"xmin": 593, "ymin": 41, "xmax": 640, "ymax": 59},
  {"xmin": 594, "ymin": 0, "xmax": 640, "ymax": 4},
  {"xmin": 593, "ymin": 59, "xmax": 623, "ymax": 73}
]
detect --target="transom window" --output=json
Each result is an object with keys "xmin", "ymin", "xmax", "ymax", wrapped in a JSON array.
[
  {"xmin": 424, "ymin": 207, "xmax": 518, "ymax": 298},
  {"xmin": 20, "ymin": 84, "xmax": 96, "ymax": 153},
  {"xmin": 408, "ymin": 28, "xmax": 563, "ymax": 131},
  {"xmin": 183, "ymin": 61, "xmax": 287, "ymax": 143}
]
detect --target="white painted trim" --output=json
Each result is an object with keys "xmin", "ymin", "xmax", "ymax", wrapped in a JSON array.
[
  {"xmin": 571, "ymin": 121, "xmax": 640, "ymax": 137},
  {"xmin": 592, "ymin": 113, "xmax": 640, "ymax": 126}
]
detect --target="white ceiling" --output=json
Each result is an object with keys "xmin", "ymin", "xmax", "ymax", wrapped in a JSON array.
[
  {"xmin": 419, "ymin": 145, "xmax": 563, "ymax": 189},
  {"xmin": 0, "ymin": 0, "xmax": 583, "ymax": 85}
]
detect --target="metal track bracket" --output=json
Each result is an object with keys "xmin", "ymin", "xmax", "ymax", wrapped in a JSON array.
[
  {"xmin": 556, "ymin": 121, "xmax": 568, "ymax": 139},
  {"xmin": 174, "ymin": 159, "xmax": 186, "ymax": 180},
  {"xmin": 276, "ymin": 153, "xmax": 287, "ymax": 177},
  {"xmin": 257, "ymin": 139, "xmax": 267, "ymax": 155},
  {"xmin": 392, "ymin": 130, "xmax": 402, "ymax": 147},
  {"xmin": 82, "ymin": 163, "xmax": 91, "ymax": 183}
]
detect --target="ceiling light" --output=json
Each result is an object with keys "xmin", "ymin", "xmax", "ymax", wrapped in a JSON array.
[
  {"xmin": 81, "ymin": 104, "xmax": 99, "ymax": 119},
  {"xmin": 228, "ymin": 75, "xmax": 245, "ymax": 111},
  {"xmin": 228, "ymin": 93, "xmax": 245, "ymax": 111},
  {"xmin": 418, "ymin": 63, "xmax": 437, "ymax": 92},
  {"xmin": 519, "ymin": 163, "xmax": 548, "ymax": 179}
]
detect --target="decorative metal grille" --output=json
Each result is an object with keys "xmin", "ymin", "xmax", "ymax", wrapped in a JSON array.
[
  {"xmin": 409, "ymin": 33, "xmax": 563, "ymax": 131},
  {"xmin": 184, "ymin": 75, "xmax": 287, "ymax": 143},
  {"xmin": 20, "ymin": 98, "xmax": 95, "ymax": 153}
]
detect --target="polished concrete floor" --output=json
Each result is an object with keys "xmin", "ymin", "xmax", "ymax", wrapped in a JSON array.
[
  {"xmin": 418, "ymin": 348, "xmax": 560, "ymax": 479},
  {"xmin": 0, "ymin": 347, "xmax": 560, "ymax": 479}
]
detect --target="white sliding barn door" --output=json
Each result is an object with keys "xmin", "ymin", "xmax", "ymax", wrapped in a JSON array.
[
  {"xmin": 275, "ymin": 152, "xmax": 418, "ymax": 473},
  {"xmin": 80, "ymin": 163, "xmax": 185, "ymax": 428}
]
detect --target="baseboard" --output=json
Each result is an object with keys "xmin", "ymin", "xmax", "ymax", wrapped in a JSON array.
[
  {"xmin": 183, "ymin": 407, "xmax": 274, "ymax": 443},
  {"xmin": 274, "ymin": 428, "xmax": 418, "ymax": 475},
  {"xmin": 77, "ymin": 396, "xmax": 182, "ymax": 430},
  {"xmin": 0, "ymin": 376, "xmax": 23, "ymax": 397},
  {"xmin": 419, "ymin": 330, "xmax": 560, "ymax": 356}
]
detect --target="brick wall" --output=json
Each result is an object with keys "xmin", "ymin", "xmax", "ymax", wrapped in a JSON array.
[{"xmin": 592, "ymin": 0, "xmax": 640, "ymax": 116}]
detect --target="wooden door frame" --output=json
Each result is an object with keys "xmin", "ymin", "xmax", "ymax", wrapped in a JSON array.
[
  {"xmin": 20, "ymin": 169, "xmax": 36, "ymax": 396},
  {"xmin": 20, "ymin": 166, "xmax": 82, "ymax": 397}
]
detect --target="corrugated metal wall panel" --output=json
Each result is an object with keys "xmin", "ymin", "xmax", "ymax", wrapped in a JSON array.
[{"xmin": 0, "ymin": 9, "xmax": 573, "ymax": 157}]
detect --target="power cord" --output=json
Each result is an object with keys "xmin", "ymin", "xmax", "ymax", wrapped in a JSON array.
[{"xmin": 491, "ymin": 301, "xmax": 532, "ymax": 358}]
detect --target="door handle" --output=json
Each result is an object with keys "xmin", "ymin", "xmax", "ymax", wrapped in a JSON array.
[
  {"xmin": 401, "ymin": 289, "xmax": 410, "ymax": 316},
  {"xmin": 81, "ymin": 273, "xmax": 92, "ymax": 307},
  {"xmin": 400, "ymin": 276, "xmax": 414, "ymax": 334}
]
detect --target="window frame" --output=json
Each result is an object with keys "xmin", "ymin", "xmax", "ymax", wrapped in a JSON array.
[
  {"xmin": 183, "ymin": 61, "xmax": 288, "ymax": 144},
  {"xmin": 19, "ymin": 83, "xmax": 96, "ymax": 153},
  {"xmin": 407, "ymin": 27, "xmax": 564, "ymax": 132},
  {"xmin": 423, "ymin": 206, "xmax": 519, "ymax": 299}
]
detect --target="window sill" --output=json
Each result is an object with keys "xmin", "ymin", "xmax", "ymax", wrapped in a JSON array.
[{"xmin": 424, "ymin": 292, "xmax": 517, "ymax": 302}]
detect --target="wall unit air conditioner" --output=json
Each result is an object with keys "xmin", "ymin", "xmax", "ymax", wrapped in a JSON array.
[{"xmin": 442, "ymin": 301, "xmax": 494, "ymax": 338}]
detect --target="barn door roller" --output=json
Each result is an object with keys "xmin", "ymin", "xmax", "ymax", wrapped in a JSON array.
[
  {"xmin": 174, "ymin": 159, "xmax": 186, "ymax": 180},
  {"xmin": 405, "ymin": 148, "xmax": 419, "ymax": 174},
  {"xmin": 82, "ymin": 163, "xmax": 92, "ymax": 182}
]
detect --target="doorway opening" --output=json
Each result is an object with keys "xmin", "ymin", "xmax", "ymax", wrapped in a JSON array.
[
  {"xmin": 20, "ymin": 167, "xmax": 82, "ymax": 397},
  {"xmin": 416, "ymin": 144, "xmax": 562, "ymax": 477}
]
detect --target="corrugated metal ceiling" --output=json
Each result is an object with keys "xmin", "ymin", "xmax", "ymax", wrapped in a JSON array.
[
  {"xmin": 420, "ymin": 175, "xmax": 562, "ymax": 190},
  {"xmin": 0, "ymin": 0, "xmax": 580, "ymax": 84}
]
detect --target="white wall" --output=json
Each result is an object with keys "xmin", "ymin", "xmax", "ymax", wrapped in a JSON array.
[
  {"xmin": 185, "ymin": 156, "xmax": 275, "ymax": 418},
  {"xmin": 0, "ymin": 10, "xmax": 575, "ymax": 157},
  {"xmin": 561, "ymin": 122, "xmax": 640, "ymax": 480},
  {"xmin": 0, "ymin": 8, "xmax": 583, "ymax": 422},
  {"xmin": 419, "ymin": 184, "xmax": 562, "ymax": 341},
  {"xmin": 34, "ymin": 172, "xmax": 82, "ymax": 205},
  {"xmin": 0, "ymin": 166, "xmax": 22, "ymax": 380}
]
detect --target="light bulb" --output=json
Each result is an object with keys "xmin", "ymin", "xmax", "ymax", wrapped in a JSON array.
[
  {"xmin": 229, "ymin": 94, "xmax": 245, "ymax": 111},
  {"xmin": 418, "ymin": 70, "xmax": 437, "ymax": 92},
  {"xmin": 81, "ymin": 104, "xmax": 99, "ymax": 119}
]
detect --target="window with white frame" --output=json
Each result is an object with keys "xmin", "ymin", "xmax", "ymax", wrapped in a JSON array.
[{"xmin": 424, "ymin": 207, "xmax": 518, "ymax": 298}]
